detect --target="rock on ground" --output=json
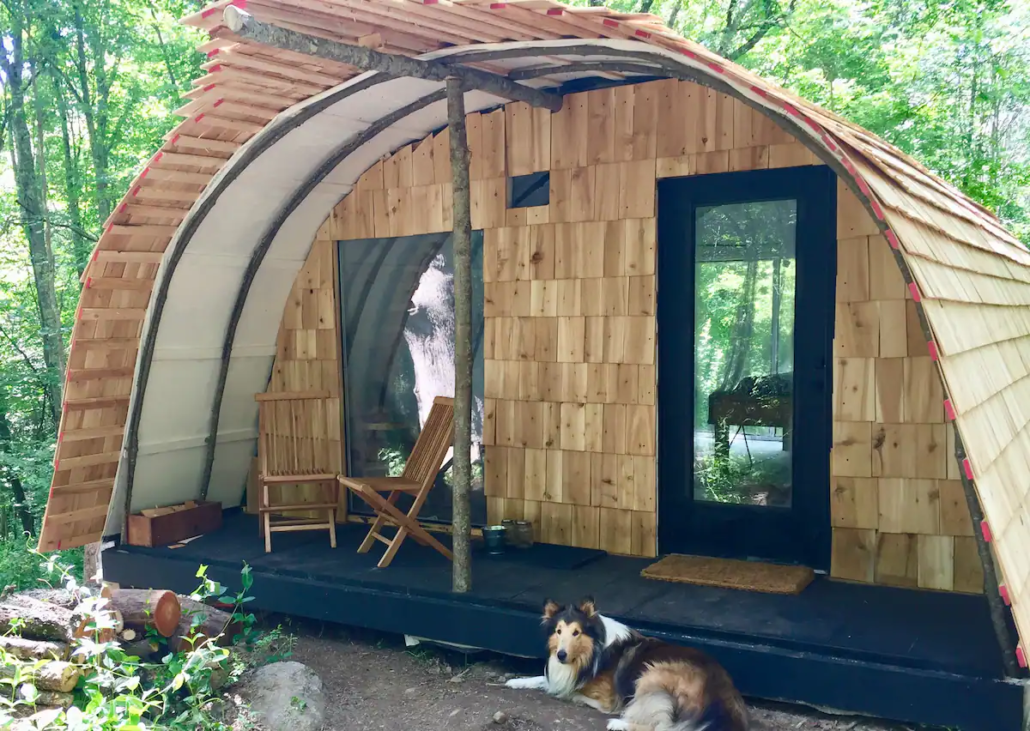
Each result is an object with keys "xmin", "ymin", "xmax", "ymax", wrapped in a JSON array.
[{"xmin": 235, "ymin": 660, "xmax": 326, "ymax": 731}]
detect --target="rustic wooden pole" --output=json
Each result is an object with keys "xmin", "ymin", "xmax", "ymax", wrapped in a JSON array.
[
  {"xmin": 223, "ymin": 7, "xmax": 563, "ymax": 112},
  {"xmin": 448, "ymin": 76, "xmax": 473, "ymax": 594}
]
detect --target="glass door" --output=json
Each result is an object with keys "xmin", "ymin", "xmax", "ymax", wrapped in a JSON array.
[{"xmin": 656, "ymin": 166, "xmax": 836, "ymax": 569}]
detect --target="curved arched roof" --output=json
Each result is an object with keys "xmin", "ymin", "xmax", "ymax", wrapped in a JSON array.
[{"xmin": 41, "ymin": 0, "xmax": 1029, "ymax": 659}]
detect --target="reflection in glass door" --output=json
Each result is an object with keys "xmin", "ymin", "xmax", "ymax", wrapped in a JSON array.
[
  {"xmin": 693, "ymin": 201, "xmax": 796, "ymax": 509},
  {"xmin": 657, "ymin": 166, "xmax": 835, "ymax": 569},
  {"xmin": 337, "ymin": 231, "xmax": 487, "ymax": 526}
]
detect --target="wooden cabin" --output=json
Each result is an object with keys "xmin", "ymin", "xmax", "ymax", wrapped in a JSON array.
[{"xmin": 37, "ymin": 1, "xmax": 1030, "ymax": 728}]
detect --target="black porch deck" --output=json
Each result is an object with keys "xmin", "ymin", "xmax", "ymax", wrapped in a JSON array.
[{"xmin": 104, "ymin": 512, "xmax": 1024, "ymax": 731}]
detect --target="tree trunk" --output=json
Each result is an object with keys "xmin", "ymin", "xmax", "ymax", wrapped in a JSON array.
[
  {"xmin": 83, "ymin": 543, "xmax": 101, "ymax": 585},
  {"xmin": 33, "ymin": 75, "xmax": 55, "ymax": 276},
  {"xmin": 145, "ymin": 0, "xmax": 180, "ymax": 92},
  {"xmin": 0, "ymin": 395, "xmax": 37, "ymax": 537},
  {"xmin": 109, "ymin": 589, "xmax": 181, "ymax": 638},
  {"xmin": 0, "ymin": 596, "xmax": 75, "ymax": 642},
  {"xmin": 73, "ymin": 2, "xmax": 114, "ymax": 224},
  {"xmin": 55, "ymin": 77, "xmax": 89, "ymax": 278},
  {"xmin": 719, "ymin": 259, "xmax": 759, "ymax": 390},
  {"xmin": 447, "ymin": 77, "xmax": 473, "ymax": 594},
  {"xmin": 0, "ymin": 26, "xmax": 66, "ymax": 427}
]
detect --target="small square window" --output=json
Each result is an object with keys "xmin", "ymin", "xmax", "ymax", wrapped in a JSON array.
[{"xmin": 507, "ymin": 172, "xmax": 550, "ymax": 209}]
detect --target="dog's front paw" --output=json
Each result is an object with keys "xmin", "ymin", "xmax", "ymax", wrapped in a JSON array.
[
  {"xmin": 505, "ymin": 676, "xmax": 543, "ymax": 690},
  {"xmin": 606, "ymin": 720, "xmax": 629, "ymax": 731}
]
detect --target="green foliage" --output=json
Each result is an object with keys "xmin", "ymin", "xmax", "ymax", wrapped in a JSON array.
[
  {"xmin": 0, "ymin": 0, "xmax": 206, "ymax": 561},
  {"xmin": 0, "ymin": 537, "xmax": 82, "ymax": 592},
  {"xmin": 0, "ymin": 554, "xmax": 285, "ymax": 729}
]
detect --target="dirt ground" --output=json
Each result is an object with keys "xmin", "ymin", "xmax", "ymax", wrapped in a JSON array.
[{"xmin": 276, "ymin": 617, "xmax": 937, "ymax": 731}]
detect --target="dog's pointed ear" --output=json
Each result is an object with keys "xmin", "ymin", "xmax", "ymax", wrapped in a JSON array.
[
  {"xmin": 542, "ymin": 599, "xmax": 560, "ymax": 621},
  {"xmin": 578, "ymin": 596, "xmax": 597, "ymax": 618}
]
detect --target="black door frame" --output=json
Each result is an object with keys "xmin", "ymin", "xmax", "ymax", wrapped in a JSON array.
[{"xmin": 656, "ymin": 165, "xmax": 837, "ymax": 570}]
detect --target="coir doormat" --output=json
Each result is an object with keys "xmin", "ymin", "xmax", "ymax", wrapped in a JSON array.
[{"xmin": 640, "ymin": 553, "xmax": 814, "ymax": 595}]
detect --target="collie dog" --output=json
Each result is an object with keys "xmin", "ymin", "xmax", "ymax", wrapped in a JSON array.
[{"xmin": 505, "ymin": 598, "xmax": 748, "ymax": 731}]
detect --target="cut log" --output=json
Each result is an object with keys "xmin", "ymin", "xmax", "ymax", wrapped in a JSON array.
[
  {"xmin": 0, "ymin": 637, "xmax": 66, "ymax": 663},
  {"xmin": 109, "ymin": 589, "xmax": 181, "ymax": 638},
  {"xmin": 71, "ymin": 605, "xmax": 123, "ymax": 644},
  {"xmin": 18, "ymin": 690, "xmax": 73, "ymax": 709},
  {"xmin": 168, "ymin": 599, "xmax": 240, "ymax": 652},
  {"xmin": 19, "ymin": 589, "xmax": 80, "ymax": 610},
  {"xmin": 120, "ymin": 628, "xmax": 137, "ymax": 642},
  {"xmin": 0, "ymin": 597, "xmax": 74, "ymax": 642},
  {"xmin": 0, "ymin": 661, "xmax": 80, "ymax": 693},
  {"xmin": 0, "ymin": 636, "xmax": 69, "ymax": 661},
  {"xmin": 122, "ymin": 638, "xmax": 160, "ymax": 660}
]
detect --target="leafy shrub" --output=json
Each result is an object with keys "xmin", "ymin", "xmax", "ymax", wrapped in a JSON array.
[{"xmin": 0, "ymin": 539, "xmax": 82, "ymax": 593}]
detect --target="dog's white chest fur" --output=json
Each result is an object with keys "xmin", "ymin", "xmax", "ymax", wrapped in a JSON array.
[{"xmin": 545, "ymin": 655, "xmax": 580, "ymax": 698}]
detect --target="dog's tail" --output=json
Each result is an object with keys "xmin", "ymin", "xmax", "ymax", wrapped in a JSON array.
[{"xmin": 623, "ymin": 662, "xmax": 747, "ymax": 731}]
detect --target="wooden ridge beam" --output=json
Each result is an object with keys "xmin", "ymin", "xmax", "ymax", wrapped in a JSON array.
[{"xmin": 223, "ymin": 7, "xmax": 564, "ymax": 112}]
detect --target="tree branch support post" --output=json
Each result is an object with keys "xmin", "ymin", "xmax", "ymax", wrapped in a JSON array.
[
  {"xmin": 223, "ymin": 7, "xmax": 562, "ymax": 112},
  {"xmin": 448, "ymin": 77, "xmax": 473, "ymax": 594}
]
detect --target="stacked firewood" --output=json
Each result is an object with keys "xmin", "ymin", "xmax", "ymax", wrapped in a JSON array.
[{"xmin": 0, "ymin": 587, "xmax": 239, "ymax": 718}]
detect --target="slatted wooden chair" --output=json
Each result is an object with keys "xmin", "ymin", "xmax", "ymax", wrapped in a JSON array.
[
  {"xmin": 255, "ymin": 390, "xmax": 340, "ymax": 553},
  {"xmin": 339, "ymin": 396, "xmax": 455, "ymax": 568}
]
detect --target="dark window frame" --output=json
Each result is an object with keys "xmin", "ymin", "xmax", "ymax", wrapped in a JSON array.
[
  {"xmin": 656, "ymin": 165, "xmax": 837, "ymax": 569},
  {"xmin": 507, "ymin": 172, "xmax": 550, "ymax": 209}
]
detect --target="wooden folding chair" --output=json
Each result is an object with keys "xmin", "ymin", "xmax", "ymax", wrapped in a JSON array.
[
  {"xmin": 339, "ymin": 396, "xmax": 455, "ymax": 568},
  {"xmin": 255, "ymin": 390, "xmax": 340, "ymax": 553}
]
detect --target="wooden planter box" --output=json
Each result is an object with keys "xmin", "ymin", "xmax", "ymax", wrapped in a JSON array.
[{"xmin": 126, "ymin": 501, "xmax": 223, "ymax": 548}]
